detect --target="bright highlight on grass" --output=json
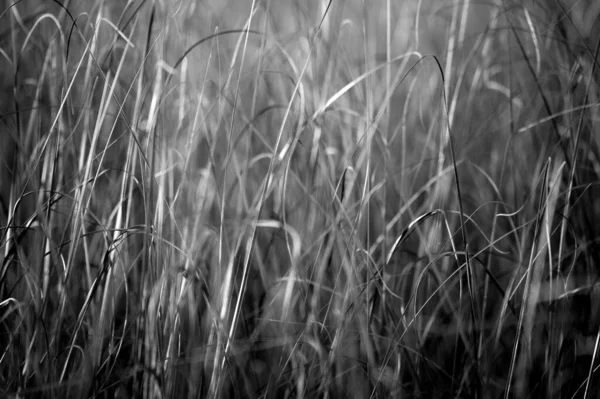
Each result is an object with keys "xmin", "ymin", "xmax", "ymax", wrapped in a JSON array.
[{"xmin": 1, "ymin": 0, "xmax": 600, "ymax": 398}]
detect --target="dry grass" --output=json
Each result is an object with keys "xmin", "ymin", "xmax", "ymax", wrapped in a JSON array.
[{"xmin": 1, "ymin": 0, "xmax": 600, "ymax": 397}]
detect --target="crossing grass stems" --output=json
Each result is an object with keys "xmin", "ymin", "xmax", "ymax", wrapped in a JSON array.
[{"xmin": 1, "ymin": 0, "xmax": 600, "ymax": 397}]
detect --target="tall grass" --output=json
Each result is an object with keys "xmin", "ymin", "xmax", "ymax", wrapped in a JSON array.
[{"xmin": 1, "ymin": 0, "xmax": 600, "ymax": 397}]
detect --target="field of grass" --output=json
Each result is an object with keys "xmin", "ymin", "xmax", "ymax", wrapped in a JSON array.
[{"xmin": 1, "ymin": 0, "xmax": 600, "ymax": 397}]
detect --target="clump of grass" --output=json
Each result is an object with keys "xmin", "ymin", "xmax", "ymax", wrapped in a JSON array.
[{"xmin": 1, "ymin": 0, "xmax": 600, "ymax": 398}]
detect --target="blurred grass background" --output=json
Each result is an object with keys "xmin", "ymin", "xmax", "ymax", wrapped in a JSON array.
[{"xmin": 1, "ymin": 0, "xmax": 600, "ymax": 397}]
